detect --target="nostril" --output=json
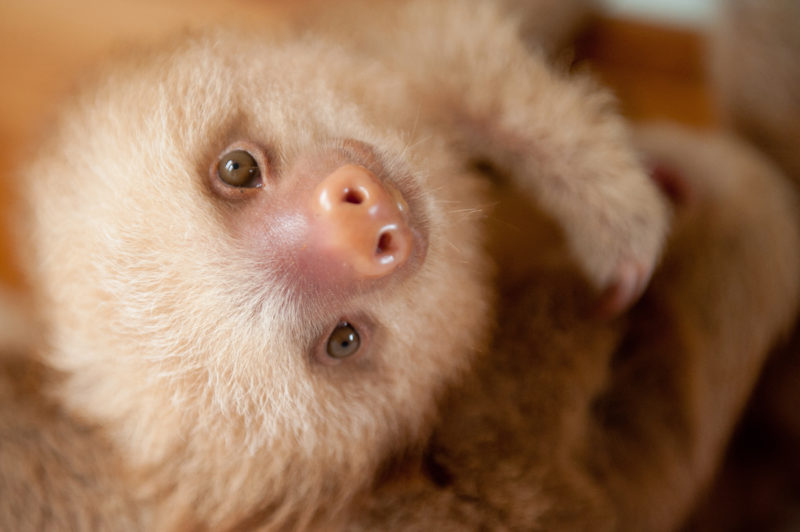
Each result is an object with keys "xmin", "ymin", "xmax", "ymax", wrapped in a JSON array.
[
  {"xmin": 343, "ymin": 188, "xmax": 365, "ymax": 205},
  {"xmin": 311, "ymin": 164, "xmax": 416, "ymax": 278},
  {"xmin": 376, "ymin": 231, "xmax": 393, "ymax": 256}
]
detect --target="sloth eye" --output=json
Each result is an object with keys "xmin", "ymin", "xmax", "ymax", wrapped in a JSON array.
[
  {"xmin": 217, "ymin": 150, "xmax": 261, "ymax": 188},
  {"xmin": 326, "ymin": 322, "xmax": 361, "ymax": 359}
]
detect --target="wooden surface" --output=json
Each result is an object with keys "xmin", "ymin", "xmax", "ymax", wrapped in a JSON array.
[
  {"xmin": 576, "ymin": 15, "xmax": 715, "ymax": 128},
  {"xmin": 0, "ymin": 3, "xmax": 713, "ymax": 287}
]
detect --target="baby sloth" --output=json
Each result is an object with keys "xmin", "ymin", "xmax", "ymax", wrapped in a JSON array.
[{"xmin": 7, "ymin": 0, "xmax": 669, "ymax": 529}]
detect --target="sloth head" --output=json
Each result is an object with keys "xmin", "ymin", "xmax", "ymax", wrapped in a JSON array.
[{"xmin": 22, "ymin": 32, "xmax": 492, "ymax": 526}]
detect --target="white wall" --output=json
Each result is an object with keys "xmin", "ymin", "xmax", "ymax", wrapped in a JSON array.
[{"xmin": 600, "ymin": 0, "xmax": 718, "ymax": 26}]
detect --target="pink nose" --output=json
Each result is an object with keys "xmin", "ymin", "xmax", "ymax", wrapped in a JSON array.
[{"xmin": 311, "ymin": 164, "xmax": 413, "ymax": 280}]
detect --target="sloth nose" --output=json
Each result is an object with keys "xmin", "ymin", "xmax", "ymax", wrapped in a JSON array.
[{"xmin": 312, "ymin": 164, "xmax": 413, "ymax": 280}]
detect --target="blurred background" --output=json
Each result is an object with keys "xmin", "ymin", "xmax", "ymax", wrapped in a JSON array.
[{"xmin": 603, "ymin": 0, "xmax": 715, "ymax": 25}]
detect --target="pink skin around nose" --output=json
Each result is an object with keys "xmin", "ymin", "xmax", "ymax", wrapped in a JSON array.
[{"xmin": 309, "ymin": 164, "xmax": 414, "ymax": 280}]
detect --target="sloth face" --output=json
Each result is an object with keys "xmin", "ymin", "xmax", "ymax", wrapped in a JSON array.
[{"xmin": 25, "ymin": 34, "xmax": 493, "ymax": 476}]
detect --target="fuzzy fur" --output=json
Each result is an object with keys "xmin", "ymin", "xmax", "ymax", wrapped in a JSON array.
[
  {"xmin": 11, "ymin": 1, "xmax": 653, "ymax": 529},
  {"xmin": 685, "ymin": 1, "xmax": 800, "ymax": 527},
  {"xmin": 711, "ymin": 0, "xmax": 800, "ymax": 182},
  {"xmin": 4, "ymin": 0, "xmax": 795, "ymax": 530},
  {"xmin": 348, "ymin": 124, "xmax": 800, "ymax": 531},
  {"xmin": 22, "ymin": 33, "xmax": 492, "ymax": 530}
]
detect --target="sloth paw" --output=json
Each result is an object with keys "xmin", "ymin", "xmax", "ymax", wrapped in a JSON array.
[
  {"xmin": 592, "ymin": 163, "xmax": 689, "ymax": 319},
  {"xmin": 593, "ymin": 258, "xmax": 653, "ymax": 319}
]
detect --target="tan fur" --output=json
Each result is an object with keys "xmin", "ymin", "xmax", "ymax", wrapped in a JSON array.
[
  {"xmin": 0, "ymin": 287, "xmax": 33, "ymax": 356},
  {"xmin": 10, "ymin": 1, "xmax": 645, "ymax": 528},
  {"xmin": 6, "ymin": 0, "xmax": 787, "ymax": 530},
  {"xmin": 684, "ymin": 2, "xmax": 800, "ymax": 527},
  {"xmin": 711, "ymin": 0, "xmax": 800, "ymax": 182},
  {"xmin": 22, "ymin": 32, "xmax": 493, "ymax": 530},
  {"xmin": 501, "ymin": 0, "xmax": 594, "ymax": 54},
  {"xmin": 300, "ymin": 0, "xmax": 669, "ymax": 297},
  {"xmin": 350, "ymin": 125, "xmax": 800, "ymax": 531},
  {"xmin": 0, "ymin": 356, "xmax": 140, "ymax": 529}
]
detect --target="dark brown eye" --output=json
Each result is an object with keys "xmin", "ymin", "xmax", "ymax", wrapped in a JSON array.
[
  {"xmin": 217, "ymin": 150, "xmax": 261, "ymax": 187},
  {"xmin": 326, "ymin": 322, "xmax": 361, "ymax": 359}
]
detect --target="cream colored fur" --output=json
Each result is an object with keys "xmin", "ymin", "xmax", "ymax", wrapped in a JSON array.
[
  {"xmin": 12, "ymin": 1, "xmax": 623, "ymax": 528},
  {"xmin": 23, "ymin": 33, "xmax": 492, "ymax": 530},
  {"xmin": 4, "ymin": 0, "xmax": 796, "ymax": 530}
]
